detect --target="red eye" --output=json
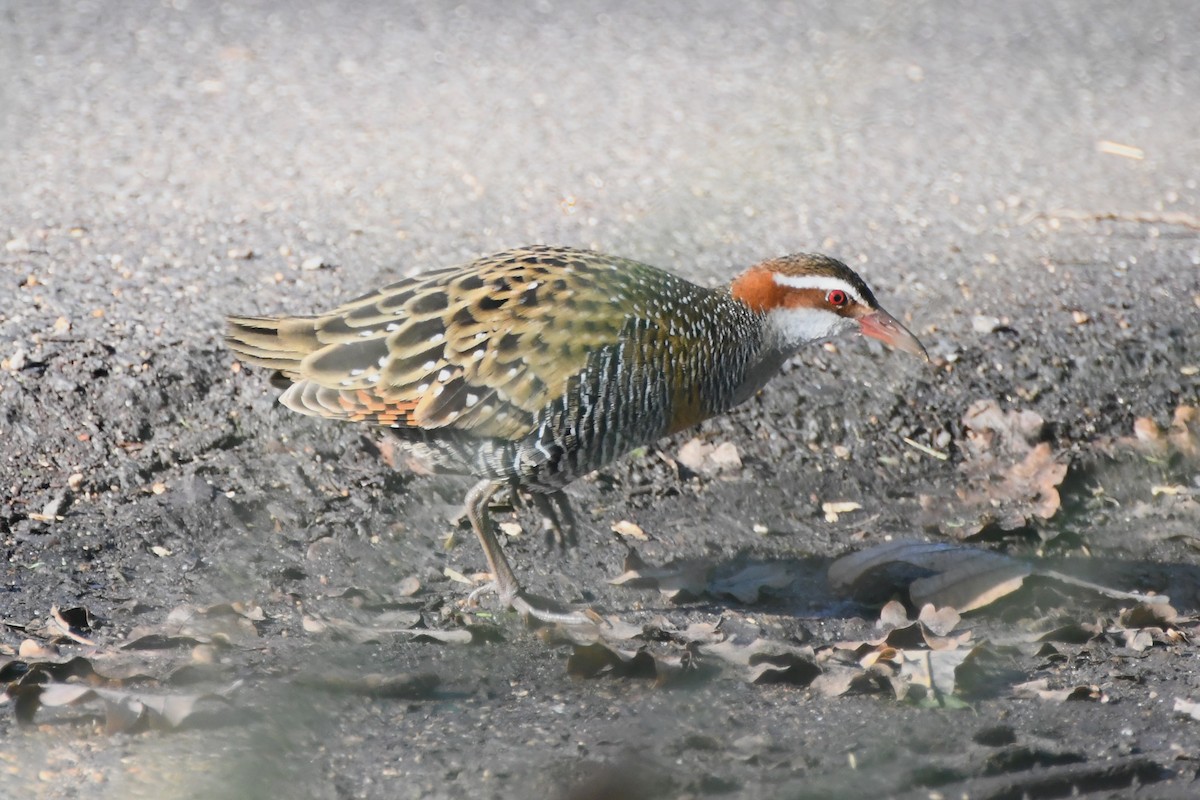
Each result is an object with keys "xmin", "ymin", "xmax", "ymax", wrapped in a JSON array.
[{"xmin": 827, "ymin": 289, "xmax": 848, "ymax": 307}]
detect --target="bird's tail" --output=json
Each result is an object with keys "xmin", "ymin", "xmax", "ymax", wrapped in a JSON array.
[{"xmin": 225, "ymin": 314, "xmax": 322, "ymax": 380}]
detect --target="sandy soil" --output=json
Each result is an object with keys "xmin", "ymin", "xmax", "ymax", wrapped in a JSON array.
[{"xmin": 2, "ymin": 2, "xmax": 1199, "ymax": 798}]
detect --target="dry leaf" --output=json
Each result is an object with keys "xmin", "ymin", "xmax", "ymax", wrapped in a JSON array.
[
  {"xmin": 1032, "ymin": 571, "xmax": 1170, "ymax": 606},
  {"xmin": 909, "ymin": 552, "xmax": 1033, "ymax": 613},
  {"xmin": 822, "ymin": 501, "xmax": 862, "ymax": 523},
  {"xmin": 707, "ymin": 563, "xmax": 792, "ymax": 604},
  {"xmin": 443, "ymin": 567, "xmax": 475, "ymax": 585},
  {"xmin": 810, "ymin": 667, "xmax": 889, "ymax": 698},
  {"xmin": 943, "ymin": 400, "xmax": 1070, "ymax": 536},
  {"xmin": 609, "ymin": 551, "xmax": 712, "ymax": 602},
  {"xmin": 611, "ymin": 520, "xmax": 649, "ymax": 541},
  {"xmin": 954, "ymin": 443, "xmax": 1069, "ymax": 533},
  {"xmin": 832, "ymin": 540, "xmax": 1172, "ymax": 617},
  {"xmin": 201, "ymin": 601, "xmax": 266, "ymax": 622},
  {"xmin": 817, "ymin": 634, "xmax": 1012, "ymax": 703},
  {"xmin": 48, "ymin": 606, "xmax": 97, "ymax": 646},
  {"xmin": 1014, "ymin": 679, "xmax": 1105, "ymax": 703},
  {"xmin": 1168, "ymin": 405, "xmax": 1198, "ymax": 457},
  {"xmin": 829, "ymin": 540, "xmax": 1033, "ymax": 613},
  {"xmin": 12, "ymin": 683, "xmax": 235, "ymax": 733},
  {"xmin": 1, "ymin": 656, "xmax": 106, "ymax": 688},
  {"xmin": 962, "ymin": 399, "xmax": 1045, "ymax": 456},
  {"xmin": 542, "ymin": 615, "xmax": 716, "ymax": 690},
  {"xmin": 1174, "ymin": 697, "xmax": 1200, "ymax": 722},
  {"xmin": 19, "ymin": 639, "xmax": 58, "ymax": 659},
  {"xmin": 123, "ymin": 603, "xmax": 260, "ymax": 649},
  {"xmin": 747, "ymin": 658, "xmax": 821, "ymax": 685},
  {"xmin": 1124, "ymin": 629, "xmax": 1155, "ymax": 652},
  {"xmin": 707, "ymin": 442, "xmax": 743, "ymax": 470},
  {"xmin": 1117, "ymin": 405, "xmax": 1197, "ymax": 459},
  {"xmin": 829, "ymin": 540, "xmax": 956, "ymax": 591},
  {"xmin": 701, "ymin": 638, "xmax": 820, "ymax": 685},
  {"xmin": 835, "ymin": 619, "xmax": 972, "ymax": 657},
  {"xmin": 879, "ymin": 600, "xmax": 909, "ymax": 628},
  {"xmin": 546, "ymin": 616, "xmax": 647, "ymax": 647},
  {"xmin": 676, "ymin": 438, "xmax": 742, "ymax": 475},
  {"xmin": 1131, "ymin": 416, "xmax": 1168, "ymax": 454},
  {"xmin": 898, "ymin": 648, "xmax": 972, "ymax": 701},
  {"xmin": 1118, "ymin": 601, "xmax": 1179, "ymax": 629},
  {"xmin": 916, "ymin": 604, "xmax": 962, "ymax": 637},
  {"xmin": 404, "ymin": 628, "xmax": 476, "ymax": 645},
  {"xmin": 610, "ymin": 553, "xmax": 789, "ymax": 605},
  {"xmin": 565, "ymin": 642, "xmax": 697, "ymax": 686}
]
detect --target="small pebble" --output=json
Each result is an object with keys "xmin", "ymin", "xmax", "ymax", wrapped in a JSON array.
[
  {"xmin": 972, "ymin": 315, "xmax": 1001, "ymax": 334},
  {"xmin": 41, "ymin": 490, "xmax": 69, "ymax": 519},
  {"xmin": 6, "ymin": 348, "xmax": 27, "ymax": 371}
]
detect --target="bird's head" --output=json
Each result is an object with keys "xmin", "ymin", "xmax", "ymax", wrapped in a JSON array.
[{"xmin": 730, "ymin": 253, "xmax": 927, "ymax": 360}]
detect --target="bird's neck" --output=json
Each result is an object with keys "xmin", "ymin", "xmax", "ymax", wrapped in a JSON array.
[
  {"xmin": 685, "ymin": 298, "xmax": 789, "ymax": 414},
  {"xmin": 728, "ymin": 337, "xmax": 792, "ymax": 407},
  {"xmin": 717, "ymin": 300, "xmax": 827, "ymax": 410}
]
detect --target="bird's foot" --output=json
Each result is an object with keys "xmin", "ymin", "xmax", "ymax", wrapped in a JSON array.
[
  {"xmin": 494, "ymin": 488, "xmax": 579, "ymax": 553},
  {"xmin": 464, "ymin": 581, "xmax": 601, "ymax": 627},
  {"xmin": 464, "ymin": 479, "xmax": 598, "ymax": 627},
  {"xmin": 529, "ymin": 490, "xmax": 579, "ymax": 552},
  {"xmin": 465, "ymin": 580, "xmax": 499, "ymax": 607},
  {"xmin": 508, "ymin": 589, "xmax": 604, "ymax": 628}
]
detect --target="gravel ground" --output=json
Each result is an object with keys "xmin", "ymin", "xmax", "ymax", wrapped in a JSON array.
[{"xmin": 2, "ymin": 1, "xmax": 1199, "ymax": 798}]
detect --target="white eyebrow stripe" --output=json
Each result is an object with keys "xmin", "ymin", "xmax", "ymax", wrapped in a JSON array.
[{"xmin": 771, "ymin": 273, "xmax": 864, "ymax": 304}]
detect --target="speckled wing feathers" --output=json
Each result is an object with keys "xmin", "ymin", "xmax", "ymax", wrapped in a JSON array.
[{"xmin": 226, "ymin": 247, "xmax": 682, "ymax": 442}]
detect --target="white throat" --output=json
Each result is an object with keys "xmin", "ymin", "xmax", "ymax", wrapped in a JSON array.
[
  {"xmin": 729, "ymin": 307, "xmax": 853, "ymax": 407},
  {"xmin": 763, "ymin": 305, "xmax": 855, "ymax": 351}
]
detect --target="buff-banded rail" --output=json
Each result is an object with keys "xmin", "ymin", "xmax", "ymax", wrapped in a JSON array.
[{"xmin": 226, "ymin": 246, "xmax": 926, "ymax": 624}]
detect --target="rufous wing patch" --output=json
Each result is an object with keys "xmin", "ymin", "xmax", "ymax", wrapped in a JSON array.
[{"xmin": 335, "ymin": 388, "xmax": 420, "ymax": 427}]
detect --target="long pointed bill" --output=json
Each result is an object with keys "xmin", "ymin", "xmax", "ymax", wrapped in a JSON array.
[{"xmin": 858, "ymin": 309, "xmax": 928, "ymax": 361}]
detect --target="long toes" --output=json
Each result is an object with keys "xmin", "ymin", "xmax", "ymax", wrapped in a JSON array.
[
  {"xmin": 465, "ymin": 580, "xmax": 499, "ymax": 605},
  {"xmin": 461, "ymin": 577, "xmax": 600, "ymax": 627},
  {"xmin": 509, "ymin": 591, "xmax": 603, "ymax": 627}
]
